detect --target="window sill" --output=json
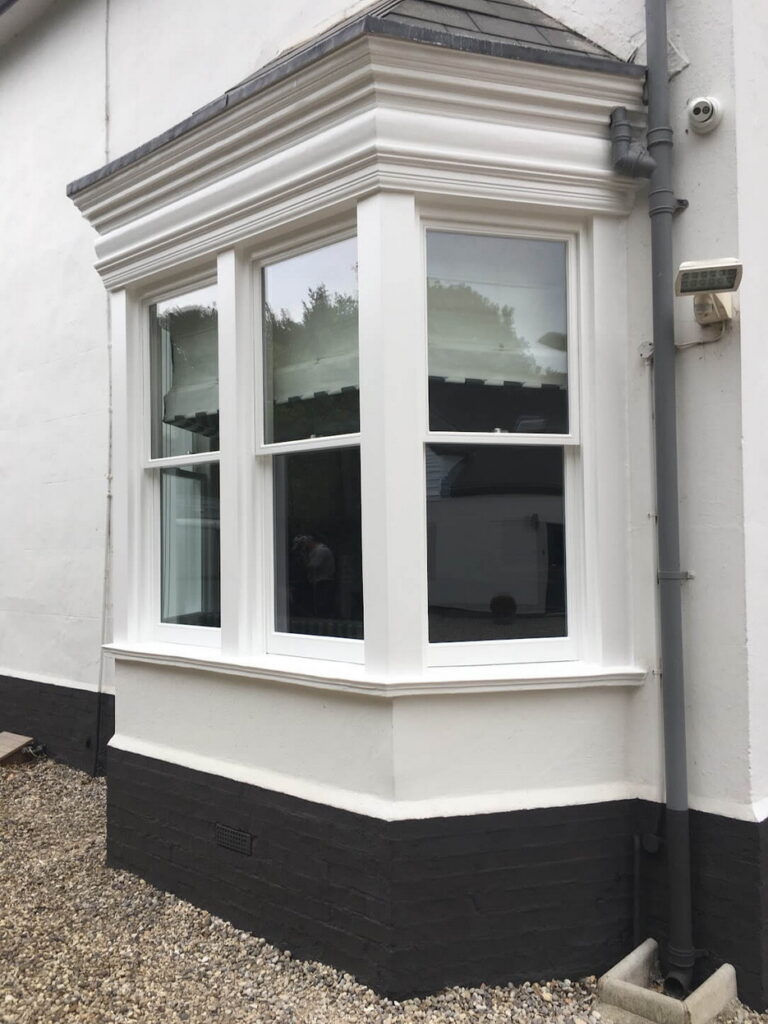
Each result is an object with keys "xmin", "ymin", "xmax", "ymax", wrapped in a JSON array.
[{"xmin": 104, "ymin": 642, "xmax": 648, "ymax": 696}]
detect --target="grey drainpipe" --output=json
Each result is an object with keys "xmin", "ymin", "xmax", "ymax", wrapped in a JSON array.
[{"xmin": 610, "ymin": 0, "xmax": 696, "ymax": 996}]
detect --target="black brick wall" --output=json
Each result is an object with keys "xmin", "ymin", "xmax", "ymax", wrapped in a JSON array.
[
  {"xmin": 387, "ymin": 805, "xmax": 637, "ymax": 994},
  {"xmin": 0, "ymin": 674, "xmax": 114, "ymax": 774},
  {"xmin": 107, "ymin": 747, "xmax": 639, "ymax": 998}
]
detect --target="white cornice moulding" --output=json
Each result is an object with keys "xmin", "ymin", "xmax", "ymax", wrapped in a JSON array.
[
  {"xmin": 105, "ymin": 642, "xmax": 647, "ymax": 697},
  {"xmin": 71, "ymin": 35, "xmax": 646, "ymax": 289}
]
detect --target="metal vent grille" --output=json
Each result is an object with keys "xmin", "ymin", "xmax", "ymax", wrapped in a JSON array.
[{"xmin": 215, "ymin": 823, "xmax": 253, "ymax": 855}]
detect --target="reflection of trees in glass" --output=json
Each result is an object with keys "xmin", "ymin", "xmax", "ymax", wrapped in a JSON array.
[
  {"xmin": 158, "ymin": 302, "xmax": 217, "ymax": 327},
  {"xmin": 427, "ymin": 280, "xmax": 543, "ymax": 382},
  {"xmin": 160, "ymin": 303, "xmax": 217, "ymax": 357},
  {"xmin": 158, "ymin": 303, "xmax": 218, "ymax": 379},
  {"xmin": 265, "ymin": 284, "xmax": 360, "ymax": 441},
  {"xmin": 264, "ymin": 278, "xmax": 553, "ymax": 385},
  {"xmin": 157, "ymin": 302, "xmax": 219, "ymax": 446},
  {"xmin": 265, "ymin": 284, "xmax": 358, "ymax": 367}
]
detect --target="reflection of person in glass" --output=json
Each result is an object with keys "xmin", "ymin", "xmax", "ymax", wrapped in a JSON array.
[{"xmin": 292, "ymin": 535, "xmax": 336, "ymax": 617}]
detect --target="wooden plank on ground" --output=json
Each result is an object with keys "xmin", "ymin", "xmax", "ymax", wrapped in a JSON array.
[{"xmin": 0, "ymin": 732, "xmax": 34, "ymax": 765}]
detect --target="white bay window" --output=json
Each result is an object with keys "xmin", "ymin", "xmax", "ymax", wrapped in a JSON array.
[
  {"xmin": 133, "ymin": 203, "xmax": 581, "ymax": 669},
  {"xmin": 90, "ymin": 35, "xmax": 648, "ymax": 694}
]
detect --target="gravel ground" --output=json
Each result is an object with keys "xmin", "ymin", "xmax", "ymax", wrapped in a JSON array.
[{"xmin": 0, "ymin": 759, "xmax": 765, "ymax": 1024}]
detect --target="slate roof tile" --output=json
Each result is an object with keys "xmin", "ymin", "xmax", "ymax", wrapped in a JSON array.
[
  {"xmin": 393, "ymin": 0, "xmax": 481, "ymax": 32},
  {"xmin": 381, "ymin": 0, "xmax": 611, "ymax": 56}
]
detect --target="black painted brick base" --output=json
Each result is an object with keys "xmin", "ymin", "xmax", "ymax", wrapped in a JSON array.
[
  {"xmin": 639, "ymin": 801, "xmax": 768, "ymax": 1010},
  {"xmin": 0, "ymin": 674, "xmax": 114, "ymax": 774},
  {"xmin": 108, "ymin": 748, "xmax": 637, "ymax": 997},
  {"xmin": 107, "ymin": 749, "xmax": 768, "ymax": 1006}
]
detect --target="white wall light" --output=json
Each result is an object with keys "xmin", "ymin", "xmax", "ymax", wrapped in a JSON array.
[{"xmin": 675, "ymin": 258, "xmax": 742, "ymax": 325}]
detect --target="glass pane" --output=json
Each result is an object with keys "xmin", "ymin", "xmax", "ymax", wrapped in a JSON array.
[
  {"xmin": 150, "ymin": 284, "xmax": 219, "ymax": 459},
  {"xmin": 427, "ymin": 232, "xmax": 568, "ymax": 434},
  {"xmin": 426, "ymin": 445, "xmax": 566, "ymax": 642},
  {"xmin": 160, "ymin": 463, "xmax": 220, "ymax": 627},
  {"xmin": 263, "ymin": 238, "xmax": 359, "ymax": 443},
  {"xmin": 273, "ymin": 447, "xmax": 363, "ymax": 639}
]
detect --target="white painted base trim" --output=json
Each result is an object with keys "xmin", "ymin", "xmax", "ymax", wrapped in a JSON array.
[
  {"xmin": 110, "ymin": 732, "xmax": 654, "ymax": 821},
  {"xmin": 630, "ymin": 785, "xmax": 768, "ymax": 825},
  {"xmin": 0, "ymin": 666, "xmax": 116, "ymax": 697},
  {"xmin": 689, "ymin": 791, "xmax": 768, "ymax": 825},
  {"xmin": 109, "ymin": 732, "xmax": 768, "ymax": 824},
  {"xmin": 749, "ymin": 793, "xmax": 768, "ymax": 824},
  {"xmin": 105, "ymin": 642, "xmax": 647, "ymax": 697}
]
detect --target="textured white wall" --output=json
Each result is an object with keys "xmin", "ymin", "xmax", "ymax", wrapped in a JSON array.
[
  {"xmin": 536, "ymin": 0, "xmax": 646, "ymax": 62},
  {"xmin": 103, "ymin": 0, "xmax": 379, "ymax": 163},
  {"xmin": 663, "ymin": 0, "xmax": 750, "ymax": 816},
  {"xmin": 570, "ymin": 0, "xmax": 755, "ymax": 819},
  {"xmin": 732, "ymin": 3, "xmax": 768, "ymax": 812},
  {"xmin": 2, "ymin": 0, "xmax": 763, "ymax": 821},
  {"xmin": 113, "ymin": 662, "xmax": 646, "ymax": 819},
  {"xmin": 114, "ymin": 662, "xmax": 398, "ymax": 812},
  {"xmin": 0, "ymin": 0, "xmax": 109, "ymax": 692}
]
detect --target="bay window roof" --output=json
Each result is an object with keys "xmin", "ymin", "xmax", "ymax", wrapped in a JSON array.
[{"xmin": 66, "ymin": 0, "xmax": 643, "ymax": 201}]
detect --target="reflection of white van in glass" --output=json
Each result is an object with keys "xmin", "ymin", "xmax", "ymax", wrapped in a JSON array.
[{"xmin": 425, "ymin": 446, "xmax": 566, "ymax": 643}]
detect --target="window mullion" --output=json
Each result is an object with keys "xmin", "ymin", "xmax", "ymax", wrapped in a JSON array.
[
  {"xmin": 111, "ymin": 288, "xmax": 138, "ymax": 645},
  {"xmin": 357, "ymin": 193, "xmax": 428, "ymax": 675},
  {"xmin": 217, "ymin": 250, "xmax": 258, "ymax": 656}
]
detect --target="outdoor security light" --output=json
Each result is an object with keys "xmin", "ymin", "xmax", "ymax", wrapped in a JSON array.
[
  {"xmin": 675, "ymin": 258, "xmax": 743, "ymax": 326},
  {"xmin": 675, "ymin": 258, "xmax": 742, "ymax": 297}
]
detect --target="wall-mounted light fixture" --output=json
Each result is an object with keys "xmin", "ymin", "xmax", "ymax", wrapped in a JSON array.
[{"xmin": 675, "ymin": 257, "xmax": 742, "ymax": 325}]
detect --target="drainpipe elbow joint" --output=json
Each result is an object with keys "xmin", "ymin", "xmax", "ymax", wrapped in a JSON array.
[{"xmin": 609, "ymin": 107, "xmax": 656, "ymax": 179}]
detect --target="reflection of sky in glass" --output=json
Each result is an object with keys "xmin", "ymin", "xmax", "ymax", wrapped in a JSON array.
[
  {"xmin": 427, "ymin": 233, "xmax": 567, "ymax": 374},
  {"xmin": 154, "ymin": 283, "xmax": 217, "ymax": 317},
  {"xmin": 264, "ymin": 238, "xmax": 358, "ymax": 319}
]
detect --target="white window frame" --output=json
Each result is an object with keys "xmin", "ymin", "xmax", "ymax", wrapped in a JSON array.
[
  {"xmin": 138, "ymin": 272, "xmax": 222, "ymax": 650},
  {"xmin": 252, "ymin": 225, "xmax": 365, "ymax": 665},
  {"xmin": 419, "ymin": 213, "xmax": 583, "ymax": 668},
  {"xmin": 120, "ymin": 198, "xmax": 599, "ymax": 673}
]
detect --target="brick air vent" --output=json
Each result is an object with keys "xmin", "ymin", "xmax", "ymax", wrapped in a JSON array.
[{"xmin": 215, "ymin": 823, "xmax": 253, "ymax": 855}]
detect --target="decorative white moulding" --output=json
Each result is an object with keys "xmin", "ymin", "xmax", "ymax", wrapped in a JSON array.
[{"xmin": 68, "ymin": 35, "xmax": 647, "ymax": 291}]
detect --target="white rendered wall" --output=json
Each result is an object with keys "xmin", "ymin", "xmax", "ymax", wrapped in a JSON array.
[
  {"xmin": 2, "ymin": 0, "xmax": 762, "ymax": 824},
  {"xmin": 113, "ymin": 661, "xmax": 649, "ymax": 819},
  {"xmin": 104, "ymin": 0, "xmax": 381, "ymax": 162},
  {"xmin": 0, "ymin": 0, "xmax": 110, "ymax": 692},
  {"xmin": 732, "ymin": 4, "xmax": 768, "ymax": 814},
  {"xmin": 543, "ymin": 0, "xmax": 755, "ymax": 821},
  {"xmin": 663, "ymin": 0, "xmax": 750, "ymax": 818}
]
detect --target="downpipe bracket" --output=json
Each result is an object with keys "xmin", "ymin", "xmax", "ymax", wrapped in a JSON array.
[{"xmin": 658, "ymin": 569, "xmax": 695, "ymax": 582}]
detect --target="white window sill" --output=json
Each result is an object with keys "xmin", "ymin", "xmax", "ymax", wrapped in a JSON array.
[{"xmin": 103, "ymin": 642, "xmax": 648, "ymax": 696}]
